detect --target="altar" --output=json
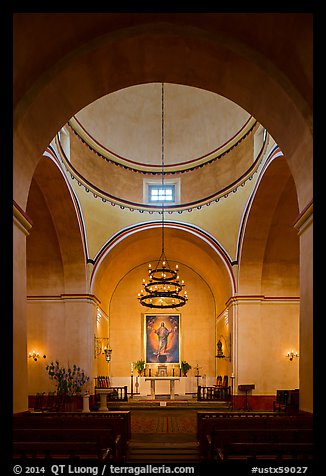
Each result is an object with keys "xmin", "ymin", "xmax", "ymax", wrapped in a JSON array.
[
  {"xmin": 109, "ymin": 376, "xmax": 215, "ymax": 397},
  {"xmin": 145, "ymin": 377, "xmax": 180, "ymax": 400}
]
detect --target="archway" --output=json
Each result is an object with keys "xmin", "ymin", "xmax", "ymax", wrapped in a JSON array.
[
  {"xmin": 25, "ymin": 156, "xmax": 89, "ymax": 401},
  {"xmin": 90, "ymin": 224, "xmax": 234, "ymax": 379}
]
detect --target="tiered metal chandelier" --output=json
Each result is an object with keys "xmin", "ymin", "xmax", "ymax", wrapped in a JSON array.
[{"xmin": 138, "ymin": 83, "xmax": 188, "ymax": 309}]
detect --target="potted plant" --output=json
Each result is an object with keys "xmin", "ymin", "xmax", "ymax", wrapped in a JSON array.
[
  {"xmin": 181, "ymin": 360, "xmax": 191, "ymax": 377},
  {"xmin": 134, "ymin": 359, "xmax": 146, "ymax": 376},
  {"xmin": 45, "ymin": 360, "xmax": 90, "ymax": 410}
]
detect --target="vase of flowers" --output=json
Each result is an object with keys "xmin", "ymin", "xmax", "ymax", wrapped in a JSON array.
[
  {"xmin": 181, "ymin": 360, "xmax": 191, "ymax": 377},
  {"xmin": 134, "ymin": 359, "xmax": 146, "ymax": 376},
  {"xmin": 45, "ymin": 360, "xmax": 90, "ymax": 410}
]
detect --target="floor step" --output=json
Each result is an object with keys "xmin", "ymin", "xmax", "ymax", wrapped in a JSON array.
[{"xmin": 126, "ymin": 440, "xmax": 201, "ymax": 463}]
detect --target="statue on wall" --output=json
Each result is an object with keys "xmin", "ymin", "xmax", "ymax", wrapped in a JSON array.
[{"xmin": 216, "ymin": 339, "xmax": 224, "ymax": 358}]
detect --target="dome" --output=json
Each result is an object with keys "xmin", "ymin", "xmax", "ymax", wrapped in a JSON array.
[{"xmin": 58, "ymin": 83, "xmax": 264, "ymax": 211}]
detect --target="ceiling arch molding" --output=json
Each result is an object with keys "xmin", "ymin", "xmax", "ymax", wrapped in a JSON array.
[{"xmin": 90, "ymin": 221, "xmax": 236, "ymax": 298}]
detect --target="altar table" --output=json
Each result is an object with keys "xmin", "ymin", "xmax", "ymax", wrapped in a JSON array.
[{"xmin": 145, "ymin": 377, "xmax": 180, "ymax": 400}]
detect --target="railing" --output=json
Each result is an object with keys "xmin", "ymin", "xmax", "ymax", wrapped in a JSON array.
[{"xmin": 197, "ymin": 385, "xmax": 231, "ymax": 401}]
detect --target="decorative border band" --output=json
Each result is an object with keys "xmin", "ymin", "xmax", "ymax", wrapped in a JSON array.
[
  {"xmin": 68, "ymin": 115, "xmax": 257, "ymax": 174},
  {"xmin": 293, "ymin": 200, "xmax": 313, "ymax": 235},
  {"xmin": 13, "ymin": 200, "xmax": 33, "ymax": 235},
  {"xmin": 27, "ymin": 293, "xmax": 101, "ymax": 305}
]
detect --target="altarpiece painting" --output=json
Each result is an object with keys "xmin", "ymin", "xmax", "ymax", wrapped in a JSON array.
[{"xmin": 144, "ymin": 314, "xmax": 180, "ymax": 364}]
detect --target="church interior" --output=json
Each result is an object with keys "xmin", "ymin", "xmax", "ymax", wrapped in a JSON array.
[{"xmin": 12, "ymin": 12, "xmax": 314, "ymax": 465}]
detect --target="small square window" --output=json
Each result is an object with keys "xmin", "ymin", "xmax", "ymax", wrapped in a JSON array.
[{"xmin": 148, "ymin": 184, "xmax": 175, "ymax": 204}]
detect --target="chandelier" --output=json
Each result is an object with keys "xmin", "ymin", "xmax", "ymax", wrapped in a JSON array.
[{"xmin": 138, "ymin": 83, "xmax": 188, "ymax": 309}]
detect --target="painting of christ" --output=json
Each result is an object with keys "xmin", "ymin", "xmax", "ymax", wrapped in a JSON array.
[{"xmin": 144, "ymin": 314, "xmax": 180, "ymax": 364}]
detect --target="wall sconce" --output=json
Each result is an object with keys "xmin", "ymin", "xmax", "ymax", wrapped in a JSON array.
[
  {"xmin": 94, "ymin": 336, "xmax": 112, "ymax": 362},
  {"xmin": 28, "ymin": 350, "xmax": 46, "ymax": 362},
  {"xmin": 216, "ymin": 335, "xmax": 231, "ymax": 361},
  {"xmin": 287, "ymin": 351, "xmax": 299, "ymax": 361}
]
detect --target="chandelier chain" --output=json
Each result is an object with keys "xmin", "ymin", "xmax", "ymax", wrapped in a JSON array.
[
  {"xmin": 161, "ymin": 82, "xmax": 165, "ymax": 255},
  {"xmin": 137, "ymin": 82, "xmax": 188, "ymax": 309}
]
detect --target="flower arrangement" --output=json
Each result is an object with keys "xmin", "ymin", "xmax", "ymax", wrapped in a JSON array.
[
  {"xmin": 134, "ymin": 359, "xmax": 146, "ymax": 376},
  {"xmin": 45, "ymin": 360, "xmax": 89, "ymax": 397},
  {"xmin": 181, "ymin": 360, "xmax": 191, "ymax": 376}
]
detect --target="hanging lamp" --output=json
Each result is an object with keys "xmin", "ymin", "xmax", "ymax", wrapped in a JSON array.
[{"xmin": 138, "ymin": 83, "xmax": 188, "ymax": 309}]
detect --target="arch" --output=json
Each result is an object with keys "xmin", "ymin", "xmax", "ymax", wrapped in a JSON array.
[
  {"xmin": 26, "ymin": 156, "xmax": 87, "ymax": 295},
  {"xmin": 238, "ymin": 153, "xmax": 300, "ymax": 296},
  {"xmin": 90, "ymin": 223, "xmax": 235, "ymax": 314},
  {"xmin": 14, "ymin": 13, "xmax": 312, "ymax": 211},
  {"xmin": 90, "ymin": 221, "xmax": 236, "ymax": 298}
]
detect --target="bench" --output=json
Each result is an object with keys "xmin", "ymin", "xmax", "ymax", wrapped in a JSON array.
[
  {"xmin": 197, "ymin": 411, "xmax": 313, "ymax": 437},
  {"xmin": 197, "ymin": 411, "xmax": 313, "ymax": 460},
  {"xmin": 13, "ymin": 428, "xmax": 120, "ymax": 461},
  {"xmin": 204, "ymin": 427, "xmax": 313, "ymax": 461},
  {"xmin": 13, "ymin": 411, "xmax": 131, "ymax": 461},
  {"xmin": 13, "ymin": 441, "xmax": 110, "ymax": 460},
  {"xmin": 221, "ymin": 441, "xmax": 314, "ymax": 461}
]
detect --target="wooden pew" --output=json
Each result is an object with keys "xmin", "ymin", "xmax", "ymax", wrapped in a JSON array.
[
  {"xmin": 13, "ymin": 441, "xmax": 109, "ymax": 460},
  {"xmin": 197, "ymin": 411, "xmax": 313, "ymax": 461},
  {"xmin": 204, "ymin": 427, "xmax": 313, "ymax": 461},
  {"xmin": 197, "ymin": 411, "xmax": 312, "ymax": 438},
  {"xmin": 221, "ymin": 441, "xmax": 314, "ymax": 461},
  {"xmin": 13, "ymin": 428, "xmax": 120, "ymax": 461},
  {"xmin": 14, "ymin": 410, "xmax": 131, "ymax": 436},
  {"xmin": 13, "ymin": 411, "xmax": 131, "ymax": 461}
]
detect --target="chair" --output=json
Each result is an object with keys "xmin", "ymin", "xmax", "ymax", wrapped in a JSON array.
[
  {"xmin": 273, "ymin": 390, "xmax": 289, "ymax": 412},
  {"xmin": 33, "ymin": 392, "xmax": 46, "ymax": 411},
  {"xmin": 216, "ymin": 375, "xmax": 222, "ymax": 386},
  {"xmin": 53, "ymin": 392, "xmax": 66, "ymax": 411},
  {"xmin": 221, "ymin": 376, "xmax": 230, "ymax": 400},
  {"xmin": 43, "ymin": 391, "xmax": 56, "ymax": 411}
]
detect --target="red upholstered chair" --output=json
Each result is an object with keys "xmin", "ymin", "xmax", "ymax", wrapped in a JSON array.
[
  {"xmin": 273, "ymin": 390, "xmax": 289, "ymax": 412},
  {"xmin": 216, "ymin": 375, "xmax": 222, "ymax": 387}
]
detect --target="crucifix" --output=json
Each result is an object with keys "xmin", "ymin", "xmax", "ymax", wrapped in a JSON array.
[{"xmin": 195, "ymin": 363, "xmax": 202, "ymax": 388}]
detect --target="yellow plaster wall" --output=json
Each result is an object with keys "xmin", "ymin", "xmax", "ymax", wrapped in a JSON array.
[
  {"xmin": 236, "ymin": 299, "xmax": 299, "ymax": 395},
  {"xmin": 27, "ymin": 299, "xmax": 97, "ymax": 394}
]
